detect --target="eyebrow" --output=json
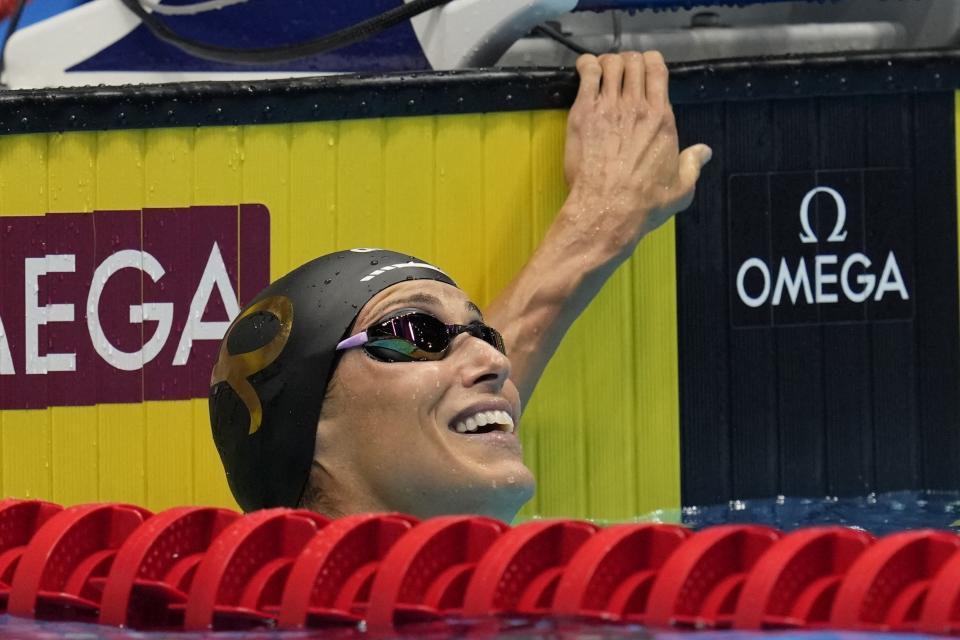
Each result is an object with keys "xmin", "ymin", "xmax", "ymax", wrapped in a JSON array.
[
  {"xmin": 465, "ymin": 300, "xmax": 483, "ymax": 318},
  {"xmin": 374, "ymin": 293, "xmax": 484, "ymax": 322}
]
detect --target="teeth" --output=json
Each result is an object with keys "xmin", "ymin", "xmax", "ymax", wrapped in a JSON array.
[
  {"xmin": 451, "ymin": 409, "xmax": 516, "ymax": 434},
  {"xmin": 497, "ymin": 411, "xmax": 516, "ymax": 433}
]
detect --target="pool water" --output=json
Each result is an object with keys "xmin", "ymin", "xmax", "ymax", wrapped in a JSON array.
[
  {"xmin": 0, "ymin": 615, "xmax": 943, "ymax": 639},
  {"xmin": 680, "ymin": 490, "xmax": 960, "ymax": 535}
]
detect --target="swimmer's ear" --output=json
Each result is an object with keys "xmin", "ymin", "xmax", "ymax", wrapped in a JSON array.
[
  {"xmin": 228, "ymin": 310, "xmax": 284, "ymax": 354},
  {"xmin": 210, "ymin": 382, "xmax": 253, "ymax": 449},
  {"xmin": 211, "ymin": 295, "xmax": 295, "ymax": 435}
]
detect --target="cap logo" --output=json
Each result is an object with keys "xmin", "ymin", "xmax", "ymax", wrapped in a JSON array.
[
  {"xmin": 210, "ymin": 295, "xmax": 294, "ymax": 435},
  {"xmin": 359, "ymin": 262, "xmax": 448, "ymax": 283}
]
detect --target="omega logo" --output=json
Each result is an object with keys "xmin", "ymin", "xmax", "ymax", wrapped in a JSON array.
[
  {"xmin": 735, "ymin": 186, "xmax": 909, "ymax": 309},
  {"xmin": 798, "ymin": 187, "xmax": 847, "ymax": 244}
]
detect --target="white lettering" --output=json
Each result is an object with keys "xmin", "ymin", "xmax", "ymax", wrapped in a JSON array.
[
  {"xmin": 0, "ymin": 315, "xmax": 13, "ymax": 375},
  {"xmin": 173, "ymin": 243, "xmax": 241, "ymax": 366},
  {"xmin": 736, "ymin": 258, "xmax": 770, "ymax": 308},
  {"xmin": 737, "ymin": 251, "xmax": 909, "ymax": 310},
  {"xmin": 815, "ymin": 255, "xmax": 839, "ymax": 304},
  {"xmin": 737, "ymin": 185, "xmax": 910, "ymax": 314},
  {"xmin": 799, "ymin": 187, "xmax": 848, "ymax": 244},
  {"xmin": 359, "ymin": 261, "xmax": 449, "ymax": 283},
  {"xmin": 87, "ymin": 250, "xmax": 173, "ymax": 372},
  {"xmin": 840, "ymin": 253, "xmax": 875, "ymax": 303},
  {"xmin": 772, "ymin": 258, "xmax": 813, "ymax": 306},
  {"xmin": 875, "ymin": 251, "xmax": 910, "ymax": 301},
  {"xmin": 25, "ymin": 254, "xmax": 76, "ymax": 374}
]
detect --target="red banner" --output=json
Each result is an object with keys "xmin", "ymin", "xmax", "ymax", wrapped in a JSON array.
[{"xmin": 0, "ymin": 204, "xmax": 270, "ymax": 409}]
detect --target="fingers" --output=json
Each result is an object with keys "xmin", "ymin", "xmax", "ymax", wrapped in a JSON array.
[
  {"xmin": 599, "ymin": 54, "xmax": 624, "ymax": 104},
  {"xmin": 676, "ymin": 144, "xmax": 713, "ymax": 197},
  {"xmin": 643, "ymin": 50, "xmax": 669, "ymax": 109},
  {"xmin": 575, "ymin": 54, "xmax": 601, "ymax": 102},
  {"xmin": 577, "ymin": 51, "xmax": 670, "ymax": 110},
  {"xmin": 622, "ymin": 51, "xmax": 645, "ymax": 105}
]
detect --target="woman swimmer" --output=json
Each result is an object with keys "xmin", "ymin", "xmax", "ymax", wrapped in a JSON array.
[{"xmin": 209, "ymin": 52, "xmax": 713, "ymax": 521}]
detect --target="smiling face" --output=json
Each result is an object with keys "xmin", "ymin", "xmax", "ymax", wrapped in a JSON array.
[{"xmin": 306, "ymin": 280, "xmax": 535, "ymax": 521}]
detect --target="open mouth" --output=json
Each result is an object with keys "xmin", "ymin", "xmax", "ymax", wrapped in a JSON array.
[{"xmin": 449, "ymin": 410, "xmax": 515, "ymax": 435}]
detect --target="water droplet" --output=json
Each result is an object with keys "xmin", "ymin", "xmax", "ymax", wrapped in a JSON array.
[{"xmin": 729, "ymin": 499, "xmax": 747, "ymax": 511}]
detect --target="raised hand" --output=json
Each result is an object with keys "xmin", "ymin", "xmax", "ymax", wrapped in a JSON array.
[
  {"xmin": 562, "ymin": 52, "xmax": 712, "ymax": 263},
  {"xmin": 485, "ymin": 51, "xmax": 711, "ymax": 405}
]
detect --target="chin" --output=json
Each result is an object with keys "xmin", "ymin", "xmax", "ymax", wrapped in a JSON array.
[
  {"xmin": 481, "ymin": 468, "xmax": 536, "ymax": 523},
  {"xmin": 404, "ymin": 469, "xmax": 534, "ymax": 522}
]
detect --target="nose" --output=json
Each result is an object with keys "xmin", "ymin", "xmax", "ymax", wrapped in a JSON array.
[{"xmin": 452, "ymin": 333, "xmax": 511, "ymax": 391}]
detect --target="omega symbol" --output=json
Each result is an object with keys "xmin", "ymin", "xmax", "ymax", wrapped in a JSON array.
[
  {"xmin": 734, "ymin": 179, "xmax": 909, "ymax": 312},
  {"xmin": 799, "ymin": 186, "xmax": 848, "ymax": 244}
]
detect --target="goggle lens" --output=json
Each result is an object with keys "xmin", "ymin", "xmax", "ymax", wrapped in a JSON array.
[{"xmin": 364, "ymin": 313, "xmax": 505, "ymax": 362}]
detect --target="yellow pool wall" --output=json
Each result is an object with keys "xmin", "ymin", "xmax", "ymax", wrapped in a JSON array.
[{"xmin": 0, "ymin": 111, "xmax": 680, "ymax": 521}]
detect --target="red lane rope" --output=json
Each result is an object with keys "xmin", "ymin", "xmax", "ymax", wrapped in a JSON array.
[{"xmin": 0, "ymin": 499, "xmax": 958, "ymax": 634}]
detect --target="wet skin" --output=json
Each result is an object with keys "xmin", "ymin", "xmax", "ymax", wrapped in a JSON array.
[{"xmin": 310, "ymin": 280, "xmax": 535, "ymax": 522}]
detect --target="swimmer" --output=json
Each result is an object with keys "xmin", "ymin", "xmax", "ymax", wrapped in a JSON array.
[{"xmin": 209, "ymin": 52, "xmax": 713, "ymax": 521}]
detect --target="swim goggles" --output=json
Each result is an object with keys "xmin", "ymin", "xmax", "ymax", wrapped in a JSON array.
[{"xmin": 336, "ymin": 311, "xmax": 506, "ymax": 362}]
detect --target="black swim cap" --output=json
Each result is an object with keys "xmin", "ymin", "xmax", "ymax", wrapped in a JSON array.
[{"xmin": 209, "ymin": 249, "xmax": 457, "ymax": 511}]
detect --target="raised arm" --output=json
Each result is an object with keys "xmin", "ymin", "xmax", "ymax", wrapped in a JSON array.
[{"xmin": 485, "ymin": 51, "xmax": 713, "ymax": 406}]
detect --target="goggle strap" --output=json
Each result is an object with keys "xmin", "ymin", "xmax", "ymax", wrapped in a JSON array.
[{"xmin": 336, "ymin": 331, "xmax": 369, "ymax": 351}]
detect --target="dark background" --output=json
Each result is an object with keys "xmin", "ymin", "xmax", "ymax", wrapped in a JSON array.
[{"xmin": 676, "ymin": 93, "xmax": 959, "ymax": 504}]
